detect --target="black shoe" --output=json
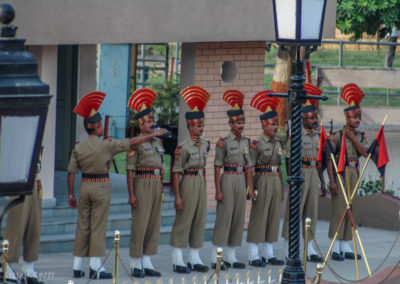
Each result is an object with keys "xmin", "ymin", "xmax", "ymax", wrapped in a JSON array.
[
  {"xmin": 173, "ymin": 265, "xmax": 191, "ymax": 274},
  {"xmin": 89, "ymin": 268, "xmax": 112, "ymax": 279},
  {"xmin": 187, "ymin": 263, "xmax": 209, "ymax": 272},
  {"xmin": 224, "ymin": 261, "xmax": 246, "ymax": 269},
  {"xmin": 265, "ymin": 257, "xmax": 284, "ymax": 266},
  {"xmin": 131, "ymin": 268, "xmax": 145, "ymax": 278},
  {"xmin": 144, "ymin": 268, "xmax": 161, "ymax": 277},
  {"xmin": 331, "ymin": 252, "xmax": 344, "ymax": 261},
  {"xmin": 24, "ymin": 276, "xmax": 44, "ymax": 284},
  {"xmin": 249, "ymin": 259, "xmax": 266, "ymax": 267},
  {"xmin": 73, "ymin": 270, "xmax": 85, "ymax": 278},
  {"xmin": 344, "ymin": 252, "xmax": 361, "ymax": 260},
  {"xmin": 308, "ymin": 254, "xmax": 323, "ymax": 263},
  {"xmin": 211, "ymin": 262, "xmax": 226, "ymax": 270}
]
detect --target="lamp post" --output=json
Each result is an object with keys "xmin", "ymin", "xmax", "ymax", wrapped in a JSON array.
[
  {"xmin": 271, "ymin": 1, "xmax": 327, "ymax": 283},
  {"xmin": 0, "ymin": 3, "xmax": 51, "ymax": 197}
]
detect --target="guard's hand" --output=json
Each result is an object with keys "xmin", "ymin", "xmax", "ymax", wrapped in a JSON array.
[
  {"xmin": 155, "ymin": 128, "xmax": 168, "ymax": 136},
  {"xmin": 344, "ymin": 127, "xmax": 355, "ymax": 139},
  {"xmin": 68, "ymin": 195, "xmax": 77, "ymax": 209},
  {"xmin": 330, "ymin": 182, "xmax": 338, "ymax": 195},
  {"xmin": 247, "ymin": 190, "xmax": 255, "ymax": 201},
  {"xmin": 320, "ymin": 184, "xmax": 327, "ymax": 197},
  {"xmin": 129, "ymin": 195, "xmax": 138, "ymax": 208},
  {"xmin": 175, "ymin": 196, "xmax": 184, "ymax": 213},
  {"xmin": 215, "ymin": 191, "xmax": 224, "ymax": 203}
]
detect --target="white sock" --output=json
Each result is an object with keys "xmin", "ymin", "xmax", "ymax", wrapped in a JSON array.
[
  {"xmin": 188, "ymin": 248, "xmax": 203, "ymax": 265},
  {"xmin": 225, "ymin": 246, "xmax": 238, "ymax": 263},
  {"xmin": 6, "ymin": 264, "xmax": 17, "ymax": 280},
  {"xmin": 283, "ymin": 239, "xmax": 289, "ymax": 257},
  {"xmin": 247, "ymin": 242, "xmax": 259, "ymax": 261},
  {"xmin": 262, "ymin": 242, "xmax": 275, "ymax": 259},
  {"xmin": 22, "ymin": 261, "xmax": 37, "ymax": 278},
  {"xmin": 89, "ymin": 257, "xmax": 105, "ymax": 272},
  {"xmin": 142, "ymin": 255, "xmax": 155, "ymax": 270},
  {"xmin": 73, "ymin": 256, "xmax": 83, "ymax": 271},
  {"xmin": 130, "ymin": 257, "xmax": 142, "ymax": 270},
  {"xmin": 211, "ymin": 245, "xmax": 219, "ymax": 263},
  {"xmin": 340, "ymin": 240, "xmax": 353, "ymax": 253},
  {"xmin": 171, "ymin": 247, "xmax": 185, "ymax": 266},
  {"xmin": 307, "ymin": 241, "xmax": 317, "ymax": 256},
  {"xmin": 332, "ymin": 239, "xmax": 340, "ymax": 254}
]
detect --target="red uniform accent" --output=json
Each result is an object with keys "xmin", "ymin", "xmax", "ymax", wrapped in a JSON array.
[{"xmin": 250, "ymin": 90, "xmax": 280, "ymax": 113}]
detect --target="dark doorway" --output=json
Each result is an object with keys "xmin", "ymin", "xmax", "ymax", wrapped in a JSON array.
[{"xmin": 55, "ymin": 45, "xmax": 78, "ymax": 170}]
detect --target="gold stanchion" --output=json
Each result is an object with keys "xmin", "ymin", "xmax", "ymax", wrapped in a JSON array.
[
  {"xmin": 2, "ymin": 240, "xmax": 9, "ymax": 282},
  {"xmin": 213, "ymin": 274, "xmax": 217, "ymax": 284},
  {"xmin": 246, "ymin": 271, "xmax": 250, "ymax": 284},
  {"xmin": 215, "ymin": 247, "xmax": 223, "ymax": 284},
  {"xmin": 235, "ymin": 272, "xmax": 240, "ymax": 284},
  {"xmin": 192, "ymin": 274, "xmax": 197, "ymax": 284},
  {"xmin": 145, "ymin": 279, "xmax": 151, "ymax": 284},
  {"xmin": 313, "ymin": 264, "xmax": 323, "ymax": 284},
  {"xmin": 303, "ymin": 217, "xmax": 311, "ymax": 274},
  {"xmin": 203, "ymin": 274, "xmax": 207, "ymax": 284},
  {"xmin": 67, "ymin": 280, "xmax": 74, "ymax": 284},
  {"xmin": 352, "ymin": 227, "xmax": 360, "ymax": 280},
  {"xmin": 225, "ymin": 273, "xmax": 230, "ymax": 284},
  {"xmin": 181, "ymin": 276, "xmax": 186, "ymax": 284},
  {"xmin": 169, "ymin": 276, "xmax": 173, "ymax": 284},
  {"xmin": 112, "ymin": 230, "xmax": 120, "ymax": 284},
  {"xmin": 134, "ymin": 280, "xmax": 140, "ymax": 284},
  {"xmin": 157, "ymin": 278, "xmax": 163, "ymax": 284},
  {"xmin": 257, "ymin": 270, "xmax": 261, "ymax": 284},
  {"xmin": 267, "ymin": 270, "xmax": 272, "ymax": 284},
  {"xmin": 278, "ymin": 268, "xmax": 283, "ymax": 284}
]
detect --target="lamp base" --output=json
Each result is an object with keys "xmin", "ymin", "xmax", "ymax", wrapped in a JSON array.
[{"xmin": 281, "ymin": 258, "xmax": 305, "ymax": 284}]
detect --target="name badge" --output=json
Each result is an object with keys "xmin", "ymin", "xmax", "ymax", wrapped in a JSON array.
[
  {"xmin": 154, "ymin": 169, "xmax": 161, "ymax": 175},
  {"xmin": 198, "ymin": 169, "xmax": 204, "ymax": 175},
  {"xmin": 156, "ymin": 145, "xmax": 165, "ymax": 153},
  {"xmin": 237, "ymin": 166, "xmax": 243, "ymax": 173},
  {"xmin": 144, "ymin": 148, "xmax": 152, "ymax": 152}
]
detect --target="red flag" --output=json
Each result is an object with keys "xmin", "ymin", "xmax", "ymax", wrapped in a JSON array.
[
  {"xmin": 367, "ymin": 125, "xmax": 389, "ymax": 176},
  {"xmin": 317, "ymin": 125, "xmax": 333, "ymax": 173},
  {"xmin": 337, "ymin": 134, "xmax": 347, "ymax": 175}
]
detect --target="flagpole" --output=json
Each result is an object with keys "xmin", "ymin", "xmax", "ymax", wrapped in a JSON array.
[{"xmin": 350, "ymin": 114, "xmax": 388, "ymax": 202}]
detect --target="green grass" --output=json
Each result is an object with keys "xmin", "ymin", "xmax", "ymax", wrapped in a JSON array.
[
  {"xmin": 264, "ymin": 46, "xmax": 400, "ymax": 107},
  {"xmin": 110, "ymin": 153, "xmax": 171, "ymax": 183}
]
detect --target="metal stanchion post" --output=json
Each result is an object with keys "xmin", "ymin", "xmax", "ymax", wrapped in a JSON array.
[
  {"xmin": 303, "ymin": 218, "xmax": 311, "ymax": 274},
  {"xmin": 113, "ymin": 230, "xmax": 120, "ymax": 284},
  {"xmin": 2, "ymin": 240, "xmax": 9, "ymax": 282},
  {"xmin": 216, "ymin": 247, "xmax": 223, "ymax": 284},
  {"xmin": 313, "ymin": 264, "xmax": 323, "ymax": 284}
]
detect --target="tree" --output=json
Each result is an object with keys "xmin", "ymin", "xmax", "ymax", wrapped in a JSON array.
[
  {"xmin": 152, "ymin": 78, "xmax": 180, "ymax": 126},
  {"xmin": 336, "ymin": 0, "xmax": 400, "ymax": 66}
]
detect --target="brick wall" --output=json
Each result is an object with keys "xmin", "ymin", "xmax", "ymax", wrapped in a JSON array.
[{"xmin": 193, "ymin": 41, "xmax": 266, "ymax": 225}]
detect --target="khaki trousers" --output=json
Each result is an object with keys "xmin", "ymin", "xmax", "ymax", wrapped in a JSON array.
[
  {"xmin": 73, "ymin": 181, "xmax": 111, "ymax": 257},
  {"xmin": 170, "ymin": 176, "xmax": 206, "ymax": 248},
  {"xmin": 247, "ymin": 175, "xmax": 282, "ymax": 243},
  {"xmin": 4, "ymin": 181, "xmax": 42, "ymax": 263},
  {"xmin": 130, "ymin": 177, "xmax": 162, "ymax": 258},
  {"xmin": 212, "ymin": 174, "xmax": 246, "ymax": 247},
  {"xmin": 282, "ymin": 167, "xmax": 319, "ymax": 240},
  {"xmin": 328, "ymin": 168, "xmax": 358, "ymax": 240}
]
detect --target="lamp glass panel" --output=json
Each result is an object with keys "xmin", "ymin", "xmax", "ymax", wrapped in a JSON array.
[
  {"xmin": 275, "ymin": 0, "xmax": 297, "ymax": 40},
  {"xmin": 0, "ymin": 115, "xmax": 39, "ymax": 183},
  {"xmin": 301, "ymin": 0, "xmax": 325, "ymax": 40}
]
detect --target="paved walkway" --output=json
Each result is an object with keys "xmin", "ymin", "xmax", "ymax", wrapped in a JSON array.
[{"xmin": 7, "ymin": 220, "xmax": 399, "ymax": 284}]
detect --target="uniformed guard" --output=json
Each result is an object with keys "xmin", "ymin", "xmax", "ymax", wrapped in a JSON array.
[
  {"xmin": 126, "ymin": 89, "xmax": 165, "ymax": 278},
  {"xmin": 68, "ymin": 92, "xmax": 167, "ymax": 279},
  {"xmin": 4, "ymin": 147, "xmax": 44, "ymax": 284},
  {"xmin": 281, "ymin": 83, "xmax": 326, "ymax": 263},
  {"xmin": 246, "ymin": 91, "xmax": 284, "ymax": 267},
  {"xmin": 327, "ymin": 83, "xmax": 368, "ymax": 261},
  {"xmin": 211, "ymin": 89, "xmax": 254, "ymax": 270},
  {"xmin": 170, "ymin": 86, "xmax": 211, "ymax": 274}
]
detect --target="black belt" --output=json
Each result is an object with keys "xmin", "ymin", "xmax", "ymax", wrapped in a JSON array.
[
  {"xmin": 183, "ymin": 168, "xmax": 205, "ymax": 176},
  {"xmin": 82, "ymin": 173, "xmax": 109, "ymax": 179},
  {"xmin": 224, "ymin": 165, "xmax": 245, "ymax": 173},
  {"xmin": 301, "ymin": 160, "xmax": 317, "ymax": 167},
  {"xmin": 136, "ymin": 169, "xmax": 163, "ymax": 175},
  {"xmin": 254, "ymin": 166, "xmax": 278, "ymax": 173}
]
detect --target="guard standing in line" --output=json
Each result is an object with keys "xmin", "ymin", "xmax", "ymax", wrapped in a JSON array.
[
  {"xmin": 211, "ymin": 90, "xmax": 254, "ymax": 269},
  {"xmin": 327, "ymin": 84, "xmax": 368, "ymax": 261},
  {"xmin": 246, "ymin": 91, "xmax": 284, "ymax": 267},
  {"xmin": 3, "ymin": 147, "xmax": 45, "ymax": 284},
  {"xmin": 281, "ymin": 84, "xmax": 326, "ymax": 263},
  {"xmin": 68, "ymin": 92, "xmax": 167, "ymax": 279},
  {"xmin": 126, "ymin": 89, "xmax": 165, "ymax": 278},
  {"xmin": 170, "ymin": 86, "xmax": 210, "ymax": 274}
]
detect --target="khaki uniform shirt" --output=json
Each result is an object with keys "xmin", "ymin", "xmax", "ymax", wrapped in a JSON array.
[
  {"xmin": 250, "ymin": 134, "xmax": 282, "ymax": 167},
  {"xmin": 172, "ymin": 137, "xmax": 210, "ymax": 173},
  {"xmin": 214, "ymin": 132, "xmax": 253, "ymax": 168},
  {"xmin": 126, "ymin": 137, "xmax": 164, "ymax": 170}
]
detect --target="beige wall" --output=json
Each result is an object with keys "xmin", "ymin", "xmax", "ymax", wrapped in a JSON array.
[{"xmin": 11, "ymin": 0, "xmax": 336, "ymax": 45}]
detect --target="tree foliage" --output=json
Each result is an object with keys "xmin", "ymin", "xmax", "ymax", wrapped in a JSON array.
[
  {"xmin": 152, "ymin": 78, "xmax": 180, "ymax": 126},
  {"xmin": 336, "ymin": 0, "xmax": 400, "ymax": 40}
]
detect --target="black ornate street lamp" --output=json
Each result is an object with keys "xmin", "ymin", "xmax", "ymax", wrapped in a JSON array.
[
  {"xmin": 271, "ymin": 0, "xmax": 327, "ymax": 283},
  {"xmin": 0, "ymin": 3, "xmax": 51, "ymax": 197}
]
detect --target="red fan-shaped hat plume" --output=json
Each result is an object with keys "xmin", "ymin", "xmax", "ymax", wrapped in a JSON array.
[
  {"xmin": 73, "ymin": 92, "xmax": 106, "ymax": 118},
  {"xmin": 222, "ymin": 89, "xmax": 244, "ymax": 110},
  {"xmin": 304, "ymin": 83, "xmax": 322, "ymax": 106},
  {"xmin": 341, "ymin": 83, "xmax": 364, "ymax": 106},
  {"xmin": 181, "ymin": 86, "xmax": 210, "ymax": 111},
  {"xmin": 128, "ymin": 89, "xmax": 157, "ymax": 112},
  {"xmin": 250, "ymin": 90, "xmax": 279, "ymax": 113}
]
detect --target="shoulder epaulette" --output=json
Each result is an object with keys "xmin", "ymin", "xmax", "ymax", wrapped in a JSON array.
[
  {"xmin": 177, "ymin": 144, "xmax": 182, "ymax": 149},
  {"xmin": 174, "ymin": 149, "xmax": 181, "ymax": 156},
  {"xmin": 219, "ymin": 137, "xmax": 225, "ymax": 142},
  {"xmin": 216, "ymin": 139, "xmax": 224, "ymax": 148},
  {"xmin": 108, "ymin": 138, "xmax": 112, "ymax": 142},
  {"xmin": 362, "ymin": 132, "xmax": 368, "ymax": 144},
  {"xmin": 250, "ymin": 140, "xmax": 258, "ymax": 150}
]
